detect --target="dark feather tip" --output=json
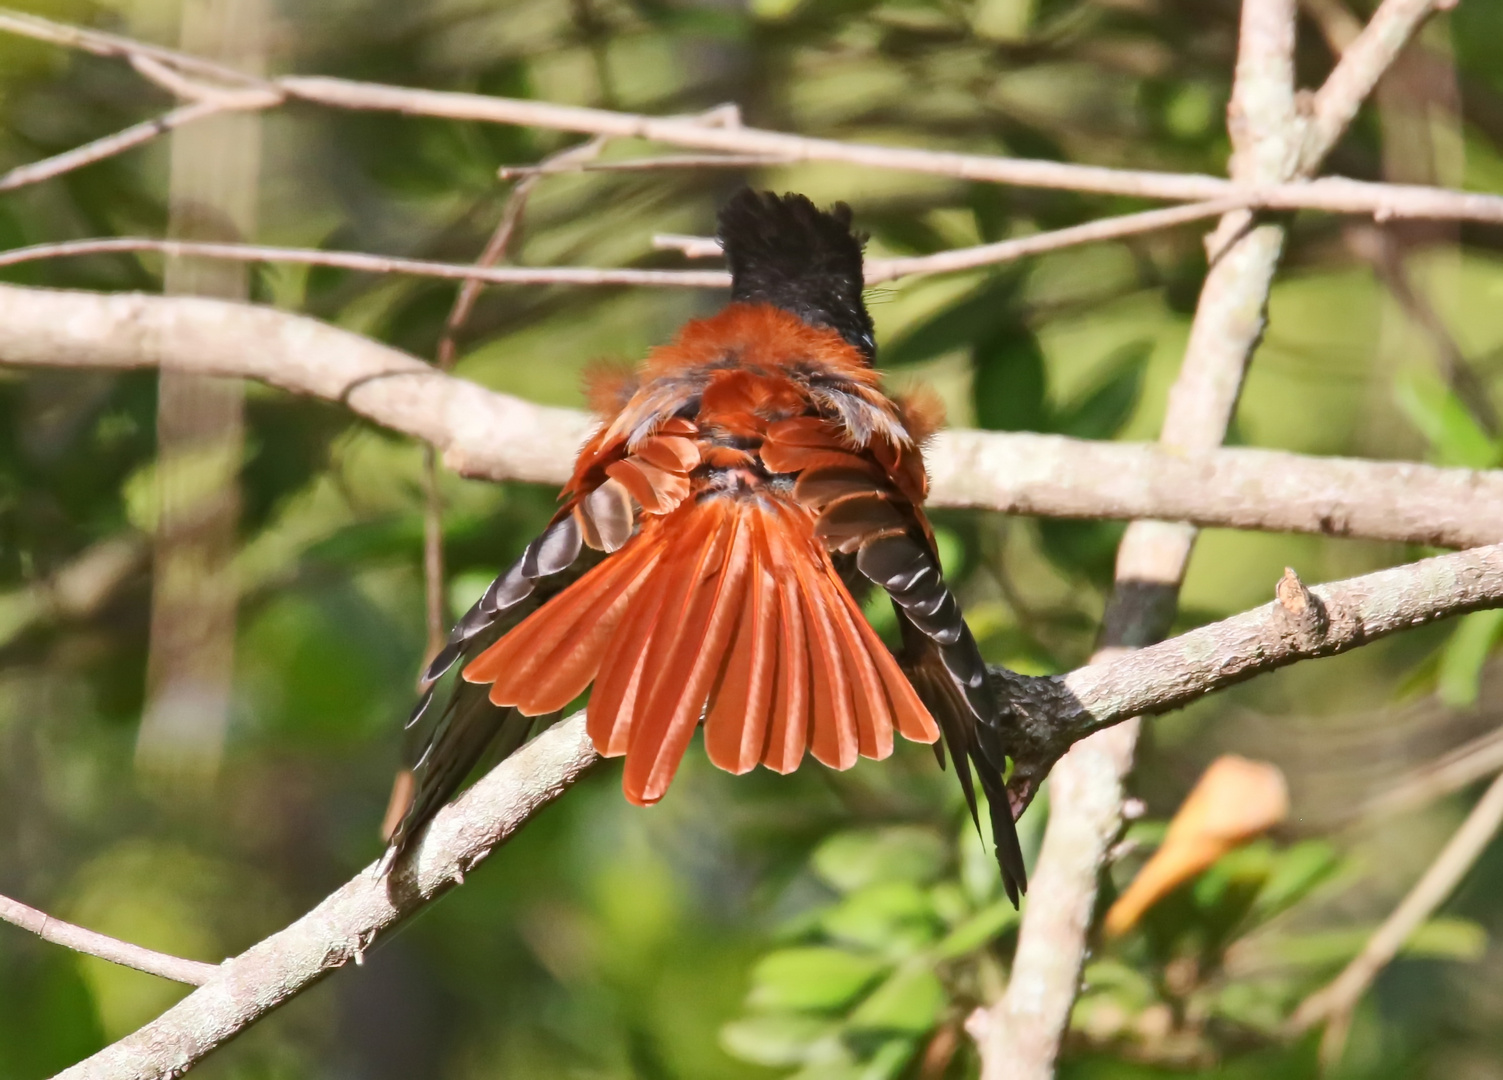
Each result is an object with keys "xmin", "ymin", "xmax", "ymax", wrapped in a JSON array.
[{"xmin": 716, "ymin": 189, "xmax": 876, "ymax": 362}]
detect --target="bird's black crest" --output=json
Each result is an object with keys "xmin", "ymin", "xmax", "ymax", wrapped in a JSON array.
[{"xmin": 716, "ymin": 189, "xmax": 876, "ymax": 362}]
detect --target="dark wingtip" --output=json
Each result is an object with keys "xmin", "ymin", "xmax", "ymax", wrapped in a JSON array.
[{"xmin": 716, "ymin": 189, "xmax": 876, "ymax": 361}]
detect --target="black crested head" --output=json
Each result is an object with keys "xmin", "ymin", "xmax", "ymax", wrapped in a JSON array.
[{"xmin": 716, "ymin": 189, "xmax": 876, "ymax": 362}]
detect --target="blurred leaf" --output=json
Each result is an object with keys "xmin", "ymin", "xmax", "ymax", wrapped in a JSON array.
[
  {"xmin": 933, "ymin": 898, "xmax": 1019, "ymax": 959},
  {"xmin": 1437, "ymin": 608, "xmax": 1503, "ymax": 707},
  {"xmin": 1249, "ymin": 841, "xmax": 1342, "ymax": 921},
  {"xmin": 720, "ymin": 1015, "xmax": 837, "ymax": 1066},
  {"xmin": 748, "ymin": 948, "xmax": 891, "ymax": 1012},
  {"xmin": 813, "ymin": 827, "xmax": 950, "ymax": 893},
  {"xmin": 1395, "ymin": 369, "xmax": 1501, "ymax": 469},
  {"xmin": 882, "ymin": 275, "xmax": 1027, "ymax": 368},
  {"xmin": 847, "ymin": 965, "xmax": 945, "ymax": 1035},
  {"xmin": 821, "ymin": 881, "xmax": 940, "ymax": 954},
  {"xmin": 1049, "ymin": 340, "xmax": 1152, "ymax": 440},
  {"xmin": 972, "ymin": 326, "xmax": 1048, "ymax": 432}
]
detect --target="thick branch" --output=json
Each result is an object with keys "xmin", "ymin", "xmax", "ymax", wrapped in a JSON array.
[
  {"xmin": 52, "ymin": 542, "xmax": 1503, "ymax": 1080},
  {"xmin": 1, "ymin": 284, "xmax": 1499, "ymax": 550},
  {"xmin": 0, "ymin": 893, "xmax": 219, "ymax": 986}
]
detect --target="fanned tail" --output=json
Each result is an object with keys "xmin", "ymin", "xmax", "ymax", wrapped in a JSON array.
[{"xmin": 467, "ymin": 496, "xmax": 938, "ymax": 806}]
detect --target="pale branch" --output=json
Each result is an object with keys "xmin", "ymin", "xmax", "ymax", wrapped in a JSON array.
[
  {"xmin": 50, "ymin": 543, "xmax": 1503, "ymax": 1080},
  {"xmin": 1, "ymin": 284, "xmax": 1501, "ymax": 550},
  {"xmin": 497, "ymin": 152, "xmax": 797, "ymax": 179},
  {"xmin": 0, "ymin": 892, "xmax": 219, "ymax": 986},
  {"xmin": 0, "ymin": 101, "xmax": 229, "ymax": 193},
  {"xmin": 1301, "ymin": 0, "xmax": 1442, "ymax": 173},
  {"xmin": 984, "ymin": 0, "xmax": 1309, "ymax": 1073},
  {"xmin": 0, "ymin": 200, "xmax": 1247, "ymax": 289},
  {"xmin": 3, "ymin": 10, "xmax": 1503, "ymax": 224},
  {"xmin": 1287, "ymin": 768, "xmax": 1503, "ymax": 1065},
  {"xmin": 0, "ymin": 237, "xmax": 731, "ymax": 288}
]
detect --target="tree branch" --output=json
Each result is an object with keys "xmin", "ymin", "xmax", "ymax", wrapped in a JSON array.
[
  {"xmin": 49, "ymin": 541, "xmax": 1503, "ymax": 1080},
  {"xmin": 0, "ymin": 893, "xmax": 219, "ymax": 986},
  {"xmin": 984, "ymin": 0, "xmax": 1308, "ymax": 1072},
  {"xmin": 2, "ymin": 10, "xmax": 1501, "ymax": 223},
  {"xmin": 1, "ymin": 284, "xmax": 1500, "ymax": 550}
]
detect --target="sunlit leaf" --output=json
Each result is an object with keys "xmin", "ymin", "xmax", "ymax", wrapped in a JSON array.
[
  {"xmin": 748, "ymin": 948, "xmax": 891, "ymax": 1012},
  {"xmin": 1438, "ymin": 608, "xmax": 1503, "ymax": 707},
  {"xmin": 720, "ymin": 1015, "xmax": 838, "ymax": 1066},
  {"xmin": 813, "ymin": 827, "xmax": 950, "ymax": 893},
  {"xmin": 933, "ymin": 898, "xmax": 1019, "ymax": 959},
  {"xmin": 821, "ymin": 881, "xmax": 940, "ymax": 954},
  {"xmin": 846, "ymin": 965, "xmax": 946, "ymax": 1035}
]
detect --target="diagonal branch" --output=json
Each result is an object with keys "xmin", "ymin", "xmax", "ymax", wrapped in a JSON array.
[
  {"xmin": 1286, "ymin": 768, "xmax": 1503, "ymax": 1064},
  {"xmin": 1, "ymin": 284, "xmax": 1500, "ymax": 550},
  {"xmin": 49, "ymin": 542, "xmax": 1503, "ymax": 1080}
]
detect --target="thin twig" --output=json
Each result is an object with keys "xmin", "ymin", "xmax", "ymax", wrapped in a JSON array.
[
  {"xmin": 422, "ymin": 134, "xmax": 608, "ymax": 659},
  {"xmin": 1287, "ymin": 769, "xmax": 1503, "ymax": 1065},
  {"xmin": 0, "ymin": 101, "xmax": 226, "ymax": 192},
  {"xmin": 0, "ymin": 236, "xmax": 731, "ymax": 287},
  {"xmin": 1358, "ymin": 726, "xmax": 1503, "ymax": 822},
  {"xmin": 0, "ymin": 892, "xmax": 219, "ymax": 986},
  {"xmin": 0, "ymin": 200, "xmax": 1249, "ymax": 290},
  {"xmin": 498, "ymin": 152, "xmax": 794, "ymax": 179},
  {"xmin": 2, "ymin": 11, "xmax": 1502, "ymax": 223}
]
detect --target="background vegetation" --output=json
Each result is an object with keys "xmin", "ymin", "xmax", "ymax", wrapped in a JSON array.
[{"xmin": 3, "ymin": 0, "xmax": 1503, "ymax": 1076}]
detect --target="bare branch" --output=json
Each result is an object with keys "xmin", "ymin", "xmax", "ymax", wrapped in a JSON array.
[
  {"xmin": 51, "ymin": 540, "xmax": 1503, "ymax": 1080},
  {"xmin": 0, "ymin": 102, "xmax": 227, "ymax": 193},
  {"xmin": 498, "ymin": 152, "xmax": 795, "ymax": 179},
  {"xmin": 1, "ymin": 284, "xmax": 1500, "ymax": 550},
  {"xmin": 0, "ymin": 892, "xmax": 219, "ymax": 986},
  {"xmin": 1301, "ymin": 0, "xmax": 1440, "ymax": 172},
  {"xmin": 0, "ymin": 201, "xmax": 1247, "ymax": 288},
  {"xmin": 3, "ymin": 11, "xmax": 1503, "ymax": 223},
  {"xmin": 1286, "ymin": 769, "xmax": 1503, "ymax": 1063},
  {"xmin": 0, "ymin": 237, "xmax": 731, "ymax": 288}
]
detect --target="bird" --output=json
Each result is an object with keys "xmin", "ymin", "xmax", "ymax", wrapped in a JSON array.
[{"xmin": 379, "ymin": 189, "xmax": 1028, "ymax": 904}]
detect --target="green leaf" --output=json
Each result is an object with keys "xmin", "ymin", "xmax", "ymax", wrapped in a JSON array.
[
  {"xmin": 1395, "ymin": 369, "xmax": 1501, "ymax": 469},
  {"xmin": 1438, "ymin": 608, "xmax": 1503, "ymax": 707},
  {"xmin": 822, "ymin": 882, "xmax": 940, "ymax": 953},
  {"xmin": 1251, "ymin": 841, "xmax": 1342, "ymax": 921},
  {"xmin": 882, "ymin": 274, "xmax": 1027, "ymax": 367},
  {"xmin": 720, "ymin": 1015, "xmax": 837, "ymax": 1066},
  {"xmin": 1049, "ymin": 340, "xmax": 1152, "ymax": 440},
  {"xmin": 933, "ymin": 899, "xmax": 1019, "ymax": 959},
  {"xmin": 857, "ymin": 1038, "xmax": 921, "ymax": 1080},
  {"xmin": 748, "ymin": 948, "xmax": 891, "ymax": 1012},
  {"xmin": 847, "ymin": 965, "xmax": 947, "ymax": 1035},
  {"xmin": 813, "ymin": 827, "xmax": 950, "ymax": 893},
  {"xmin": 972, "ymin": 326, "xmax": 1048, "ymax": 432}
]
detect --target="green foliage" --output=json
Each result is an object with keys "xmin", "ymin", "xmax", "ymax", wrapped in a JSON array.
[{"xmin": 4, "ymin": 0, "xmax": 1503, "ymax": 1076}]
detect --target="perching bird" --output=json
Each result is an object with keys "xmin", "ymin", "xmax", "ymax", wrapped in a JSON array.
[{"xmin": 380, "ymin": 189, "xmax": 1028, "ymax": 903}]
